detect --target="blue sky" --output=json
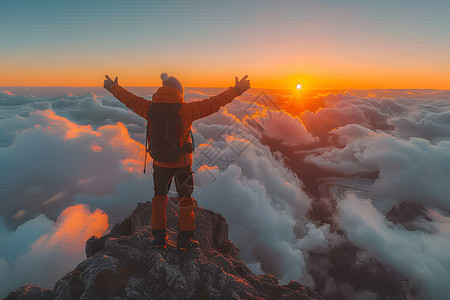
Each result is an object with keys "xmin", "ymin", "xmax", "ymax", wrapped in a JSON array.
[{"xmin": 1, "ymin": 0, "xmax": 449, "ymax": 88}]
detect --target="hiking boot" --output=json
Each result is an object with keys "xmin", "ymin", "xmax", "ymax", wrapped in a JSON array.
[
  {"xmin": 152, "ymin": 229, "xmax": 167, "ymax": 249},
  {"xmin": 177, "ymin": 231, "xmax": 199, "ymax": 250}
]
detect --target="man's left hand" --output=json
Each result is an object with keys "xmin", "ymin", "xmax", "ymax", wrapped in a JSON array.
[{"xmin": 233, "ymin": 75, "xmax": 250, "ymax": 96}]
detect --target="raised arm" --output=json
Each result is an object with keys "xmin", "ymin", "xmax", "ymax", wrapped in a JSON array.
[
  {"xmin": 183, "ymin": 75, "xmax": 250, "ymax": 121},
  {"xmin": 103, "ymin": 75, "xmax": 151, "ymax": 119}
]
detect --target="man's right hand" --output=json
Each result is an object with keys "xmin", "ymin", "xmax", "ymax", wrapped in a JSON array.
[
  {"xmin": 104, "ymin": 75, "xmax": 118, "ymax": 91},
  {"xmin": 233, "ymin": 75, "xmax": 250, "ymax": 96}
]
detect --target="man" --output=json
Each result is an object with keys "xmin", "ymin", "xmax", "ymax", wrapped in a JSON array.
[{"xmin": 103, "ymin": 73, "xmax": 250, "ymax": 250}]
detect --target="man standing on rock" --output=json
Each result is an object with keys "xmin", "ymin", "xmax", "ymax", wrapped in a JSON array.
[{"xmin": 103, "ymin": 73, "xmax": 250, "ymax": 250}]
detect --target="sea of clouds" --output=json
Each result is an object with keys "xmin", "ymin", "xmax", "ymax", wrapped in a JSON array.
[{"xmin": 0, "ymin": 86, "xmax": 449, "ymax": 299}]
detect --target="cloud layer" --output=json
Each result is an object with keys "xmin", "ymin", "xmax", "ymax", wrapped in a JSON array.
[{"xmin": 1, "ymin": 87, "xmax": 449, "ymax": 299}]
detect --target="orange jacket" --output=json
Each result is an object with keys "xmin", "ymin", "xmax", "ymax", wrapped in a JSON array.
[{"xmin": 110, "ymin": 84, "xmax": 238, "ymax": 168}]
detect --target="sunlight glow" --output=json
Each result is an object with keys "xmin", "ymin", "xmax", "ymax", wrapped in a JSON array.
[{"xmin": 296, "ymin": 84, "xmax": 302, "ymax": 90}]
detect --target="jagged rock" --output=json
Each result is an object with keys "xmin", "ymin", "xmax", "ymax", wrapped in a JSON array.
[
  {"xmin": 387, "ymin": 201, "xmax": 437, "ymax": 233},
  {"xmin": 4, "ymin": 284, "xmax": 55, "ymax": 300},
  {"xmin": 55, "ymin": 226, "xmax": 322, "ymax": 299},
  {"xmin": 85, "ymin": 215, "xmax": 132, "ymax": 258},
  {"xmin": 387, "ymin": 201, "xmax": 431, "ymax": 224},
  {"xmin": 7, "ymin": 199, "xmax": 323, "ymax": 300},
  {"xmin": 307, "ymin": 242, "xmax": 415, "ymax": 300}
]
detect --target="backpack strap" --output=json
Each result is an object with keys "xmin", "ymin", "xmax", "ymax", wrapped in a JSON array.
[
  {"xmin": 189, "ymin": 129, "xmax": 195, "ymax": 152},
  {"xmin": 180, "ymin": 113, "xmax": 187, "ymax": 166},
  {"xmin": 143, "ymin": 104, "xmax": 152, "ymax": 173}
]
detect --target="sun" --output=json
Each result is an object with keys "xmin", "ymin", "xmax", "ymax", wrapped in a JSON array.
[{"xmin": 296, "ymin": 84, "xmax": 302, "ymax": 89}]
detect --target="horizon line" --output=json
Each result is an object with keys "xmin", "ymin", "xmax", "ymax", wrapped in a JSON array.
[{"xmin": 1, "ymin": 86, "xmax": 449, "ymax": 91}]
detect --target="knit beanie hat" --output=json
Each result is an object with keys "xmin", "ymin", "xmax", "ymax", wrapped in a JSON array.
[{"xmin": 161, "ymin": 73, "xmax": 184, "ymax": 95}]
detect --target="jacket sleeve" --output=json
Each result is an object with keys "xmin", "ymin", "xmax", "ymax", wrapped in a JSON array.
[
  {"xmin": 183, "ymin": 87, "xmax": 238, "ymax": 121},
  {"xmin": 109, "ymin": 84, "xmax": 151, "ymax": 119}
]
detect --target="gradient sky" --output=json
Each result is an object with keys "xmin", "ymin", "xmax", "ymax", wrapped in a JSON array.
[{"xmin": 1, "ymin": 0, "xmax": 449, "ymax": 89}]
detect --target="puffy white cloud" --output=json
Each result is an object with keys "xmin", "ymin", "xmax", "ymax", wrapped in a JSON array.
[
  {"xmin": 305, "ymin": 129, "xmax": 450, "ymax": 209},
  {"xmin": 299, "ymin": 94, "xmax": 395, "ymax": 137},
  {"xmin": 66, "ymin": 92, "xmax": 145, "ymax": 127},
  {"xmin": 390, "ymin": 111, "xmax": 450, "ymax": 143},
  {"xmin": 0, "ymin": 91, "xmax": 37, "ymax": 107},
  {"xmin": 191, "ymin": 122, "xmax": 318, "ymax": 284},
  {"xmin": 242, "ymin": 107, "xmax": 319, "ymax": 147},
  {"xmin": 0, "ymin": 215, "xmax": 54, "ymax": 262},
  {"xmin": 194, "ymin": 164, "xmax": 319, "ymax": 285}
]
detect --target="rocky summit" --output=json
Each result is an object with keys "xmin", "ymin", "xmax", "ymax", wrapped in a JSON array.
[{"xmin": 5, "ymin": 198, "xmax": 323, "ymax": 300}]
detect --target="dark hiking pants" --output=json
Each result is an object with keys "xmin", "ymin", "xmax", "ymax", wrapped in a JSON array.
[
  {"xmin": 151, "ymin": 164, "xmax": 195, "ymax": 231},
  {"xmin": 152, "ymin": 164, "xmax": 194, "ymax": 197}
]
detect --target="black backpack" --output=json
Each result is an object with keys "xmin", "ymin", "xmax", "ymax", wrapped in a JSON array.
[{"xmin": 143, "ymin": 103, "xmax": 193, "ymax": 172}]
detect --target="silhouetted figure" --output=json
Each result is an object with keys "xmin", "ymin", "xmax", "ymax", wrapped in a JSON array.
[{"xmin": 104, "ymin": 73, "xmax": 250, "ymax": 250}]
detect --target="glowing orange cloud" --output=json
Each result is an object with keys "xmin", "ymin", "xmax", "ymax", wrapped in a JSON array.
[
  {"xmin": 31, "ymin": 109, "xmax": 146, "ymax": 174},
  {"xmin": 90, "ymin": 143, "xmax": 103, "ymax": 152},
  {"xmin": 30, "ymin": 204, "xmax": 108, "ymax": 255},
  {"xmin": 198, "ymin": 164, "xmax": 219, "ymax": 172},
  {"xmin": 34, "ymin": 110, "xmax": 100, "ymax": 140},
  {"xmin": 1, "ymin": 90, "xmax": 15, "ymax": 96},
  {"xmin": 99, "ymin": 122, "xmax": 147, "ymax": 169},
  {"xmin": 121, "ymin": 158, "xmax": 143, "ymax": 173}
]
